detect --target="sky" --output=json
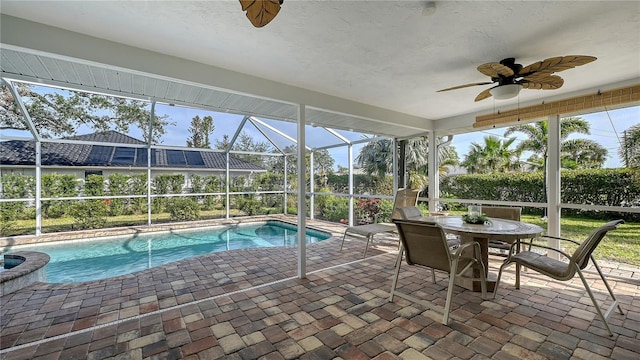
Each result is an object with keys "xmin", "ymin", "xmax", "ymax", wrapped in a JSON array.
[
  {"xmin": 151, "ymin": 103, "xmax": 639, "ymax": 170},
  {"xmin": 5, "ymin": 84, "xmax": 639, "ymax": 170}
]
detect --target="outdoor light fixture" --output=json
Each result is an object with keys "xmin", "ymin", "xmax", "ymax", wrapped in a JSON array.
[{"xmin": 489, "ymin": 84, "xmax": 522, "ymax": 100}]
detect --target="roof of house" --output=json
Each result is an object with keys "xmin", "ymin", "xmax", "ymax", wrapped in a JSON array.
[{"xmin": 0, "ymin": 131, "xmax": 265, "ymax": 171}]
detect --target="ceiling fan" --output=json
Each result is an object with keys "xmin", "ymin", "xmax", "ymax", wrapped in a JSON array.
[
  {"xmin": 437, "ymin": 55, "xmax": 597, "ymax": 101},
  {"xmin": 240, "ymin": 0, "xmax": 283, "ymax": 28}
]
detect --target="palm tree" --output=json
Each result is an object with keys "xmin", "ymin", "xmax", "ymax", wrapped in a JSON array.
[
  {"xmin": 356, "ymin": 136, "xmax": 459, "ymax": 189},
  {"xmin": 620, "ymin": 124, "xmax": 640, "ymax": 168},
  {"xmin": 504, "ymin": 117, "xmax": 608, "ymax": 203},
  {"xmin": 505, "ymin": 117, "xmax": 608, "ymax": 171},
  {"xmin": 461, "ymin": 136, "xmax": 520, "ymax": 174}
]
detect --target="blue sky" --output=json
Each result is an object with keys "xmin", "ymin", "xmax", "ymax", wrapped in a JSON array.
[
  {"xmin": 8, "ymin": 84, "xmax": 639, "ymax": 170},
  {"xmin": 152, "ymin": 103, "xmax": 639, "ymax": 170}
]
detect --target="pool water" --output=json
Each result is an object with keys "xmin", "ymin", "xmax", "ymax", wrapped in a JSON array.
[{"xmin": 5, "ymin": 221, "xmax": 330, "ymax": 283}]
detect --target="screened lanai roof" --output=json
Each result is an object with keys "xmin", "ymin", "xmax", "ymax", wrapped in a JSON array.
[{"xmin": 1, "ymin": 1, "xmax": 639, "ymax": 140}]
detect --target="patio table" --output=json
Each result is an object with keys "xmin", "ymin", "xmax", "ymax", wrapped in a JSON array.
[{"xmin": 410, "ymin": 215, "xmax": 544, "ymax": 292}]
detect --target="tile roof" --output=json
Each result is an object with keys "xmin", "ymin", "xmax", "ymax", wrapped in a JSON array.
[{"xmin": 0, "ymin": 131, "xmax": 264, "ymax": 171}]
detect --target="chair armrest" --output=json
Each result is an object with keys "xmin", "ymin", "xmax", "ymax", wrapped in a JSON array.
[
  {"xmin": 524, "ymin": 242, "xmax": 573, "ymax": 260},
  {"xmin": 539, "ymin": 235, "xmax": 581, "ymax": 245},
  {"xmin": 452, "ymin": 242, "xmax": 479, "ymax": 258}
]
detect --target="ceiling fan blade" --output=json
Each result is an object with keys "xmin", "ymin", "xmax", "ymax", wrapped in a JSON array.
[
  {"xmin": 474, "ymin": 88, "xmax": 493, "ymax": 102},
  {"xmin": 477, "ymin": 62, "xmax": 514, "ymax": 78},
  {"xmin": 240, "ymin": 0, "xmax": 281, "ymax": 28},
  {"xmin": 518, "ymin": 55, "xmax": 596, "ymax": 77},
  {"xmin": 521, "ymin": 75, "xmax": 564, "ymax": 90},
  {"xmin": 437, "ymin": 82, "xmax": 494, "ymax": 92}
]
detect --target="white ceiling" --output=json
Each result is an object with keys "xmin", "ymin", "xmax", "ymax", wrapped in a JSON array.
[{"xmin": 1, "ymin": 0, "xmax": 639, "ymax": 137}]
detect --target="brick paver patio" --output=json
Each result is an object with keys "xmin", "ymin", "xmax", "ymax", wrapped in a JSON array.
[{"xmin": 1, "ymin": 217, "xmax": 639, "ymax": 359}]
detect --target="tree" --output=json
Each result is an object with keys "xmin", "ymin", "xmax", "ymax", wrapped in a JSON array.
[
  {"xmin": 620, "ymin": 124, "xmax": 640, "ymax": 168},
  {"xmin": 504, "ymin": 117, "xmax": 608, "ymax": 171},
  {"xmin": 1, "ymin": 82, "xmax": 171, "ymax": 142},
  {"xmin": 186, "ymin": 115, "xmax": 214, "ymax": 148},
  {"xmin": 504, "ymin": 117, "xmax": 608, "ymax": 204},
  {"xmin": 269, "ymin": 145, "xmax": 335, "ymax": 176},
  {"xmin": 356, "ymin": 136, "xmax": 459, "ymax": 188},
  {"xmin": 461, "ymin": 136, "xmax": 520, "ymax": 174},
  {"xmin": 215, "ymin": 131, "xmax": 273, "ymax": 166}
]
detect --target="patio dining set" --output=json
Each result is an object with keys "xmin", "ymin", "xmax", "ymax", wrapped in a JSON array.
[{"xmin": 341, "ymin": 188, "xmax": 625, "ymax": 336}]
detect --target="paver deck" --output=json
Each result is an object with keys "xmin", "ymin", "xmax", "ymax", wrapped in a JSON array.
[{"xmin": 1, "ymin": 217, "xmax": 638, "ymax": 359}]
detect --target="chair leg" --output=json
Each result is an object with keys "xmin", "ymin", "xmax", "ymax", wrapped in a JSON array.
[
  {"xmin": 591, "ymin": 257, "xmax": 625, "ymax": 316},
  {"xmin": 443, "ymin": 257, "xmax": 461, "ymax": 325},
  {"xmin": 363, "ymin": 235, "xmax": 373, "ymax": 258},
  {"xmin": 576, "ymin": 267, "xmax": 615, "ymax": 336},
  {"xmin": 431, "ymin": 268, "xmax": 436, "ymax": 283},
  {"xmin": 492, "ymin": 261, "xmax": 512, "ymax": 300},
  {"xmin": 340, "ymin": 231, "xmax": 348, "ymax": 251},
  {"xmin": 389, "ymin": 248, "xmax": 404, "ymax": 302}
]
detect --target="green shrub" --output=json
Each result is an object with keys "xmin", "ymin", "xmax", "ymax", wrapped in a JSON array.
[
  {"xmin": 440, "ymin": 168, "xmax": 640, "ymax": 220},
  {"xmin": 236, "ymin": 194, "xmax": 263, "ymax": 216},
  {"xmin": 108, "ymin": 173, "xmax": 129, "ymax": 216},
  {"xmin": 129, "ymin": 174, "xmax": 148, "ymax": 214},
  {"xmin": 70, "ymin": 200, "xmax": 109, "ymax": 229},
  {"xmin": 167, "ymin": 197, "xmax": 200, "ymax": 221},
  {"xmin": 1, "ymin": 173, "xmax": 34, "ymax": 221},
  {"xmin": 320, "ymin": 195, "xmax": 349, "ymax": 222}
]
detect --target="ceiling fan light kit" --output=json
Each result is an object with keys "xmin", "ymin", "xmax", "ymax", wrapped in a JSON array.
[{"xmin": 489, "ymin": 83, "xmax": 522, "ymax": 100}]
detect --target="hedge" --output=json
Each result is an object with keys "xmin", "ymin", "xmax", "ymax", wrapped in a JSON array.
[{"xmin": 441, "ymin": 168, "xmax": 640, "ymax": 220}]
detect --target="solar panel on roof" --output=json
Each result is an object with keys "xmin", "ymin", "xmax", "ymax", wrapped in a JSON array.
[
  {"xmin": 135, "ymin": 148, "xmax": 148, "ymax": 166},
  {"xmin": 166, "ymin": 150, "xmax": 187, "ymax": 166},
  {"xmin": 86, "ymin": 145, "xmax": 114, "ymax": 165},
  {"xmin": 185, "ymin": 151, "xmax": 205, "ymax": 166},
  {"xmin": 111, "ymin": 147, "xmax": 135, "ymax": 165}
]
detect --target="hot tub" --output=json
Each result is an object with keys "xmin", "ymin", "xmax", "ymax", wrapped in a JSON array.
[{"xmin": 0, "ymin": 251, "xmax": 50, "ymax": 296}]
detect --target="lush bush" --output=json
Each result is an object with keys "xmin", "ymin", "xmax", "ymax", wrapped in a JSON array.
[
  {"xmin": 355, "ymin": 198, "xmax": 382, "ymax": 224},
  {"xmin": 70, "ymin": 199, "xmax": 109, "ymax": 229},
  {"xmin": 236, "ymin": 194, "xmax": 263, "ymax": 216},
  {"xmin": 1, "ymin": 174, "xmax": 35, "ymax": 225},
  {"xmin": 129, "ymin": 174, "xmax": 148, "ymax": 214},
  {"xmin": 107, "ymin": 173, "xmax": 129, "ymax": 216},
  {"xmin": 153, "ymin": 174, "xmax": 185, "ymax": 213},
  {"xmin": 441, "ymin": 168, "xmax": 640, "ymax": 220},
  {"xmin": 42, "ymin": 173, "xmax": 78, "ymax": 218},
  {"xmin": 319, "ymin": 195, "xmax": 349, "ymax": 222},
  {"xmin": 167, "ymin": 197, "xmax": 200, "ymax": 221}
]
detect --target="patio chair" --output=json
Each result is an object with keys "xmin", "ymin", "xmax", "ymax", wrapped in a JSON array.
[
  {"xmin": 492, "ymin": 219, "xmax": 625, "ymax": 336},
  {"xmin": 340, "ymin": 188, "xmax": 420, "ymax": 258},
  {"xmin": 389, "ymin": 218, "xmax": 487, "ymax": 325},
  {"xmin": 483, "ymin": 206, "xmax": 522, "ymax": 256}
]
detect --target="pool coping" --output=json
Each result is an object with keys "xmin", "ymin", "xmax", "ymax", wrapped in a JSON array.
[{"xmin": 0, "ymin": 214, "xmax": 345, "ymax": 250}]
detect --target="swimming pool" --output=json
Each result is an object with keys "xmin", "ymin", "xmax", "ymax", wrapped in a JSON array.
[{"xmin": 4, "ymin": 221, "xmax": 331, "ymax": 283}]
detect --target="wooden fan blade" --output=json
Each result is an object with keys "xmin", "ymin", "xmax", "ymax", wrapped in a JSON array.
[
  {"xmin": 519, "ymin": 55, "xmax": 596, "ymax": 77},
  {"xmin": 477, "ymin": 62, "xmax": 514, "ymax": 78},
  {"xmin": 521, "ymin": 75, "xmax": 564, "ymax": 90},
  {"xmin": 437, "ymin": 82, "xmax": 494, "ymax": 92},
  {"xmin": 474, "ymin": 88, "xmax": 493, "ymax": 102},
  {"xmin": 240, "ymin": 0, "xmax": 281, "ymax": 28}
]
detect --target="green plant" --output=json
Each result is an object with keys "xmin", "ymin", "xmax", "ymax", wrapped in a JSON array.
[
  {"xmin": 0, "ymin": 173, "xmax": 35, "ymax": 222},
  {"xmin": 108, "ymin": 173, "xmax": 129, "ymax": 216},
  {"xmin": 166, "ymin": 197, "xmax": 200, "ymax": 221},
  {"xmin": 69, "ymin": 200, "xmax": 109, "ymax": 229},
  {"xmin": 129, "ymin": 174, "xmax": 148, "ymax": 214},
  {"xmin": 236, "ymin": 194, "xmax": 262, "ymax": 216}
]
